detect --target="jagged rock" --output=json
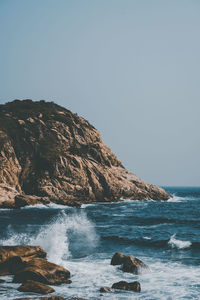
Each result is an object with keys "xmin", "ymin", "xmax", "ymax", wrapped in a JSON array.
[
  {"xmin": 0, "ymin": 100, "xmax": 170, "ymax": 208},
  {"xmin": 112, "ymin": 280, "xmax": 141, "ymax": 292},
  {"xmin": 17, "ymin": 280, "xmax": 55, "ymax": 294},
  {"xmin": 13, "ymin": 258, "xmax": 71, "ymax": 285},
  {"xmin": 111, "ymin": 252, "xmax": 148, "ymax": 274},
  {"xmin": 0, "ymin": 246, "xmax": 46, "ymax": 275},
  {"xmin": 100, "ymin": 286, "xmax": 111, "ymax": 292},
  {"xmin": 15, "ymin": 194, "xmax": 50, "ymax": 208}
]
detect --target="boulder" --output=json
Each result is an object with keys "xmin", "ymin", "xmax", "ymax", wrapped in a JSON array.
[
  {"xmin": 112, "ymin": 280, "xmax": 141, "ymax": 292},
  {"xmin": 17, "ymin": 280, "xmax": 55, "ymax": 295},
  {"xmin": 0, "ymin": 246, "xmax": 46, "ymax": 275},
  {"xmin": 99, "ymin": 286, "xmax": 111, "ymax": 293},
  {"xmin": 15, "ymin": 195, "xmax": 50, "ymax": 209},
  {"xmin": 13, "ymin": 258, "xmax": 71, "ymax": 285},
  {"xmin": 111, "ymin": 252, "xmax": 148, "ymax": 274},
  {"xmin": 110, "ymin": 252, "xmax": 125, "ymax": 265}
]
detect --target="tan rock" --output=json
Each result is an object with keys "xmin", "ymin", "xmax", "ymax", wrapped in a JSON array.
[
  {"xmin": 0, "ymin": 246, "xmax": 46, "ymax": 275},
  {"xmin": 111, "ymin": 252, "xmax": 148, "ymax": 274},
  {"xmin": 17, "ymin": 280, "xmax": 55, "ymax": 294},
  {"xmin": 13, "ymin": 258, "xmax": 71, "ymax": 285}
]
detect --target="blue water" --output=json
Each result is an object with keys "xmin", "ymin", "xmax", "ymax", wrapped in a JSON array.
[{"xmin": 0, "ymin": 187, "xmax": 199, "ymax": 299}]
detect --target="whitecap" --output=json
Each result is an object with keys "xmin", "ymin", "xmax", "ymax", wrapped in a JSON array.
[
  {"xmin": 168, "ymin": 234, "xmax": 192, "ymax": 249},
  {"xmin": 167, "ymin": 195, "xmax": 186, "ymax": 202}
]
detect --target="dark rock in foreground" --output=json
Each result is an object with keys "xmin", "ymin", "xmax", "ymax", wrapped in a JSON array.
[
  {"xmin": 0, "ymin": 278, "xmax": 5, "ymax": 283},
  {"xmin": 111, "ymin": 252, "xmax": 148, "ymax": 274},
  {"xmin": 112, "ymin": 280, "xmax": 141, "ymax": 292},
  {"xmin": 17, "ymin": 280, "xmax": 55, "ymax": 294},
  {"xmin": 13, "ymin": 258, "xmax": 71, "ymax": 285},
  {"xmin": 0, "ymin": 246, "xmax": 46, "ymax": 275},
  {"xmin": 0, "ymin": 100, "xmax": 170, "ymax": 208}
]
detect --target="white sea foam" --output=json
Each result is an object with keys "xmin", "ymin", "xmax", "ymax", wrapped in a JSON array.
[
  {"xmin": 21, "ymin": 202, "xmax": 72, "ymax": 209},
  {"xmin": 168, "ymin": 234, "xmax": 192, "ymax": 249},
  {"xmin": 167, "ymin": 195, "xmax": 186, "ymax": 202},
  {"xmin": 1, "ymin": 210, "xmax": 99, "ymax": 265}
]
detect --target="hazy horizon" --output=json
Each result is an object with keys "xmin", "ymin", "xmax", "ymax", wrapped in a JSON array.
[{"xmin": 0, "ymin": 0, "xmax": 200, "ymax": 186}]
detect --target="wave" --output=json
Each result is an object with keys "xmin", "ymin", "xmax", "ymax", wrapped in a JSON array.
[
  {"xmin": 0, "ymin": 210, "xmax": 99, "ymax": 265},
  {"xmin": 168, "ymin": 234, "xmax": 191, "ymax": 249},
  {"xmin": 102, "ymin": 235, "xmax": 200, "ymax": 250}
]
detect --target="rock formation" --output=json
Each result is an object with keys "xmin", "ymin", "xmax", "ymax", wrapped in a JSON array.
[
  {"xmin": 112, "ymin": 280, "xmax": 141, "ymax": 292},
  {"xmin": 0, "ymin": 246, "xmax": 71, "ymax": 286},
  {"xmin": 13, "ymin": 258, "xmax": 71, "ymax": 285},
  {"xmin": 111, "ymin": 252, "xmax": 148, "ymax": 274},
  {"xmin": 17, "ymin": 280, "xmax": 55, "ymax": 295},
  {"xmin": 0, "ymin": 99, "xmax": 170, "ymax": 208}
]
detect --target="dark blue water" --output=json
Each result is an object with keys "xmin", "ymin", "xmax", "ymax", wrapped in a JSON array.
[{"xmin": 0, "ymin": 187, "xmax": 199, "ymax": 299}]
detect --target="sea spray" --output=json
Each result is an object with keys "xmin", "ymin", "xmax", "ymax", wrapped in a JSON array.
[{"xmin": 1, "ymin": 210, "xmax": 99, "ymax": 265}]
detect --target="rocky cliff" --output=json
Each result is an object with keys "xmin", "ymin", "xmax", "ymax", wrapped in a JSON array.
[{"xmin": 0, "ymin": 100, "xmax": 170, "ymax": 208}]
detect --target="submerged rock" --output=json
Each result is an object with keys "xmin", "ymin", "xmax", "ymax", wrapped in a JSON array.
[
  {"xmin": 0, "ymin": 100, "xmax": 170, "ymax": 208},
  {"xmin": 17, "ymin": 280, "xmax": 55, "ymax": 294},
  {"xmin": 100, "ymin": 286, "xmax": 111, "ymax": 293},
  {"xmin": 111, "ymin": 252, "xmax": 148, "ymax": 274},
  {"xmin": 112, "ymin": 280, "xmax": 141, "ymax": 292},
  {"xmin": 13, "ymin": 258, "xmax": 71, "ymax": 285}
]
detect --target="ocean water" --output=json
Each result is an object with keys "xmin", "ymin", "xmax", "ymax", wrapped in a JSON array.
[{"xmin": 0, "ymin": 187, "xmax": 199, "ymax": 299}]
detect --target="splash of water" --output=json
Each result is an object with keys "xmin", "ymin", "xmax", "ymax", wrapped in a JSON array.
[{"xmin": 1, "ymin": 210, "xmax": 99, "ymax": 265}]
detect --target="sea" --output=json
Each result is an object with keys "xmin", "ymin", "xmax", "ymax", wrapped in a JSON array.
[{"xmin": 0, "ymin": 187, "xmax": 199, "ymax": 299}]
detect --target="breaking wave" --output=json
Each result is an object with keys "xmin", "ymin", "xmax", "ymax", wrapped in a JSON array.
[
  {"xmin": 103, "ymin": 235, "xmax": 200, "ymax": 250},
  {"xmin": 1, "ymin": 210, "xmax": 99, "ymax": 265}
]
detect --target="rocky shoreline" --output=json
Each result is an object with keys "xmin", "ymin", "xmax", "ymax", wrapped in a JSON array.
[
  {"xmin": 0, "ymin": 246, "xmax": 146, "ymax": 299},
  {"xmin": 0, "ymin": 99, "xmax": 170, "ymax": 209}
]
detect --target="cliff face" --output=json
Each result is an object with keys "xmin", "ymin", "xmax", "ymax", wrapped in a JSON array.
[{"xmin": 0, "ymin": 100, "xmax": 170, "ymax": 208}]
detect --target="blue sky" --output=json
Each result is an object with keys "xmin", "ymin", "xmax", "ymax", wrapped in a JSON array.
[{"xmin": 0, "ymin": 0, "xmax": 200, "ymax": 185}]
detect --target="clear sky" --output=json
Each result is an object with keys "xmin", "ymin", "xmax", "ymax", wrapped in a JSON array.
[{"xmin": 0, "ymin": 0, "xmax": 200, "ymax": 186}]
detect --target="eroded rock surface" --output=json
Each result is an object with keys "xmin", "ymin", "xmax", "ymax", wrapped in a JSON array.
[{"xmin": 0, "ymin": 100, "xmax": 170, "ymax": 208}]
